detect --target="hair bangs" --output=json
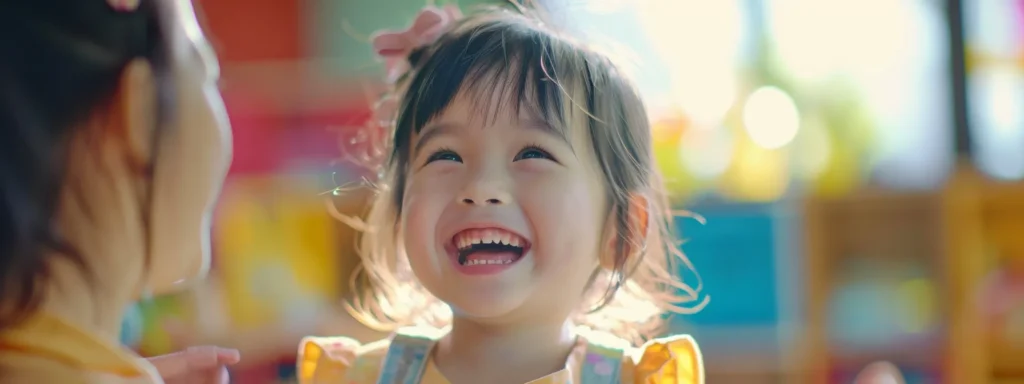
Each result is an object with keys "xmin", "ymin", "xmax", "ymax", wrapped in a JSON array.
[{"xmin": 396, "ymin": 16, "xmax": 590, "ymax": 145}]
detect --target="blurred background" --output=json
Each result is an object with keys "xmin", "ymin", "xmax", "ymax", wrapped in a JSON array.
[{"xmin": 120, "ymin": 0, "xmax": 1024, "ymax": 383}]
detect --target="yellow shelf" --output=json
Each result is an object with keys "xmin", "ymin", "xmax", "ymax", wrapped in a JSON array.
[{"xmin": 802, "ymin": 165, "xmax": 1024, "ymax": 383}]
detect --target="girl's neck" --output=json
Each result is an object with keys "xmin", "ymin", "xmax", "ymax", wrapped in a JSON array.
[{"xmin": 434, "ymin": 316, "xmax": 577, "ymax": 384}]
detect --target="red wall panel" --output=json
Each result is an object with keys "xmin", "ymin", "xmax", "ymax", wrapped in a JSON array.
[
  {"xmin": 198, "ymin": 0, "xmax": 304, "ymax": 62},
  {"xmin": 224, "ymin": 90, "xmax": 370, "ymax": 175}
]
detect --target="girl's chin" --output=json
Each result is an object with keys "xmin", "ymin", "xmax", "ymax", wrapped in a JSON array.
[{"xmin": 443, "ymin": 292, "xmax": 534, "ymax": 321}]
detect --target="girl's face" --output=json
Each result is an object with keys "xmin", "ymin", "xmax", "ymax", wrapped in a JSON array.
[
  {"xmin": 146, "ymin": 0, "xmax": 231, "ymax": 293},
  {"xmin": 401, "ymin": 92, "xmax": 608, "ymax": 322}
]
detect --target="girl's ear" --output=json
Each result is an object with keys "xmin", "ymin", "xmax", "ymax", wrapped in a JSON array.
[{"xmin": 600, "ymin": 193, "xmax": 650, "ymax": 270}]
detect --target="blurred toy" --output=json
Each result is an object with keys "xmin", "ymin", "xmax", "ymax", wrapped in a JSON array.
[
  {"xmin": 120, "ymin": 302, "xmax": 144, "ymax": 349},
  {"xmin": 137, "ymin": 294, "xmax": 193, "ymax": 356},
  {"xmin": 980, "ymin": 249, "xmax": 1024, "ymax": 378},
  {"xmin": 854, "ymin": 361, "xmax": 906, "ymax": 384},
  {"xmin": 981, "ymin": 254, "xmax": 1024, "ymax": 334},
  {"xmin": 829, "ymin": 258, "xmax": 938, "ymax": 348}
]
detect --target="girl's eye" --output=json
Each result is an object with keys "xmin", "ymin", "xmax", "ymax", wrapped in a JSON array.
[
  {"xmin": 514, "ymin": 146, "xmax": 554, "ymax": 161},
  {"xmin": 426, "ymin": 149, "xmax": 462, "ymax": 164}
]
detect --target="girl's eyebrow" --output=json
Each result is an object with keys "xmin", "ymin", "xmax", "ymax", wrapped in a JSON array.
[
  {"xmin": 519, "ymin": 117, "xmax": 571, "ymax": 146},
  {"xmin": 413, "ymin": 122, "xmax": 457, "ymax": 155},
  {"xmin": 413, "ymin": 119, "xmax": 573, "ymax": 155}
]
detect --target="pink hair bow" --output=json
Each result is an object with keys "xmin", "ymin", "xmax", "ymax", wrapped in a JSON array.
[
  {"xmin": 107, "ymin": 0, "xmax": 139, "ymax": 12},
  {"xmin": 371, "ymin": 5, "xmax": 463, "ymax": 83}
]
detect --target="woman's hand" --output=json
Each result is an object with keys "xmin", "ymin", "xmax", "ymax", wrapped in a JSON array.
[
  {"xmin": 147, "ymin": 346, "xmax": 240, "ymax": 384},
  {"xmin": 854, "ymin": 361, "xmax": 906, "ymax": 384}
]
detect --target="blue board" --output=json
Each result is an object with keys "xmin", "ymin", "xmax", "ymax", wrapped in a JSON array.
[{"xmin": 668, "ymin": 202, "xmax": 795, "ymax": 329}]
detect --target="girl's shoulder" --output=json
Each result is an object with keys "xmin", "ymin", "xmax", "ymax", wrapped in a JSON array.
[
  {"xmin": 578, "ymin": 329, "xmax": 704, "ymax": 384},
  {"xmin": 297, "ymin": 326, "xmax": 444, "ymax": 384},
  {"xmin": 297, "ymin": 334, "xmax": 391, "ymax": 384},
  {"xmin": 626, "ymin": 334, "xmax": 704, "ymax": 383}
]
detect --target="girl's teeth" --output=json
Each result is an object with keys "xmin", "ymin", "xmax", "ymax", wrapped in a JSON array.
[
  {"xmin": 454, "ymin": 228, "xmax": 526, "ymax": 250},
  {"xmin": 464, "ymin": 258, "xmax": 514, "ymax": 265}
]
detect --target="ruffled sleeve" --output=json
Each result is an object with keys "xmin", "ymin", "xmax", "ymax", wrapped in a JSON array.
[
  {"xmin": 297, "ymin": 336, "xmax": 390, "ymax": 384},
  {"xmin": 297, "ymin": 336, "xmax": 360, "ymax": 384},
  {"xmin": 627, "ymin": 335, "xmax": 704, "ymax": 384}
]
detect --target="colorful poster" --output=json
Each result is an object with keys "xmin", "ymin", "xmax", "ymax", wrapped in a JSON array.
[{"xmin": 214, "ymin": 175, "xmax": 340, "ymax": 332}]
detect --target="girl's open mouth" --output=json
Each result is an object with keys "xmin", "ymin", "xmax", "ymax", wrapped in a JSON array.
[{"xmin": 450, "ymin": 228, "xmax": 531, "ymax": 274}]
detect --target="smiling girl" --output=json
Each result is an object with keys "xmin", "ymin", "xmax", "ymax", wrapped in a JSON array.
[{"xmin": 299, "ymin": 4, "xmax": 706, "ymax": 384}]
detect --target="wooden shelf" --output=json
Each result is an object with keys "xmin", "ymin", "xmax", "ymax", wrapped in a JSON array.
[
  {"xmin": 828, "ymin": 344, "xmax": 941, "ymax": 372},
  {"xmin": 803, "ymin": 188, "xmax": 954, "ymax": 383},
  {"xmin": 991, "ymin": 335, "xmax": 1024, "ymax": 376}
]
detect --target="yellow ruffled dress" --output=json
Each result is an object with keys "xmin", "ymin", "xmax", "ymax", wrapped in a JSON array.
[{"xmin": 298, "ymin": 326, "xmax": 703, "ymax": 384}]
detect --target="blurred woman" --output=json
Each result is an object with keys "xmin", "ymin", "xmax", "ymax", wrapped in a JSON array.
[{"xmin": 0, "ymin": 0, "xmax": 237, "ymax": 382}]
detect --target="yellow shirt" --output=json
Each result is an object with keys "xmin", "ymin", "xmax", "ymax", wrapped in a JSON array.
[
  {"xmin": 0, "ymin": 313, "xmax": 162, "ymax": 384},
  {"xmin": 298, "ymin": 328, "xmax": 703, "ymax": 384}
]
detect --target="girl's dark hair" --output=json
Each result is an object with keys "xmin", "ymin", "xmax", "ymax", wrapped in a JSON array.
[{"xmin": 0, "ymin": 0, "xmax": 173, "ymax": 330}]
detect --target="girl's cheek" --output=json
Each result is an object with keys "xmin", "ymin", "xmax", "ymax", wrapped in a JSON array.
[{"xmin": 408, "ymin": 170, "xmax": 448, "ymax": 190}]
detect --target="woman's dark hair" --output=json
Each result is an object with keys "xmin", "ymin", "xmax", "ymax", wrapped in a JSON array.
[{"xmin": 0, "ymin": 0, "xmax": 173, "ymax": 330}]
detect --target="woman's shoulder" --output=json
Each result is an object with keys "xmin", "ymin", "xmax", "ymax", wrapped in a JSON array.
[
  {"xmin": 297, "ymin": 335, "xmax": 391, "ymax": 384},
  {"xmin": 0, "ymin": 351, "xmax": 154, "ymax": 384}
]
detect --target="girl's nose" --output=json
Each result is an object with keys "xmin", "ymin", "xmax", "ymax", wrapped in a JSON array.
[{"xmin": 457, "ymin": 178, "xmax": 511, "ymax": 206}]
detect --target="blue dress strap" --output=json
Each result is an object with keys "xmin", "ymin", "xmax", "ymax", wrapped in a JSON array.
[
  {"xmin": 579, "ymin": 330, "xmax": 628, "ymax": 384},
  {"xmin": 375, "ymin": 327, "xmax": 444, "ymax": 384}
]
